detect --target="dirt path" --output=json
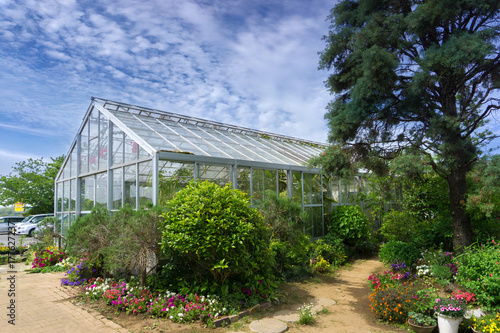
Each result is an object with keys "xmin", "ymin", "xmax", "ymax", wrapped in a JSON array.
[{"xmin": 254, "ymin": 256, "xmax": 406, "ymax": 333}]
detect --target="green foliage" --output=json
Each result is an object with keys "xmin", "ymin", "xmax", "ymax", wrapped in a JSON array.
[
  {"xmin": 311, "ymin": 255, "xmax": 330, "ymax": 274},
  {"xmin": 467, "ymin": 155, "xmax": 500, "ymax": 243},
  {"xmin": 0, "ymin": 156, "xmax": 64, "ymax": 214},
  {"xmin": 329, "ymin": 205, "xmax": 370, "ymax": 247},
  {"xmin": 455, "ymin": 241, "xmax": 500, "ymax": 309},
  {"xmin": 104, "ymin": 206, "xmax": 165, "ymax": 286},
  {"xmin": 258, "ymin": 190, "xmax": 314, "ymax": 279},
  {"xmin": 319, "ymin": 0, "xmax": 500, "ymax": 249},
  {"xmin": 66, "ymin": 206, "xmax": 165, "ymax": 285},
  {"xmin": 161, "ymin": 180, "xmax": 276, "ymax": 297},
  {"xmin": 312, "ymin": 234, "xmax": 346, "ymax": 267},
  {"xmin": 66, "ymin": 207, "xmax": 113, "ymax": 273},
  {"xmin": 378, "ymin": 241, "xmax": 420, "ymax": 269}
]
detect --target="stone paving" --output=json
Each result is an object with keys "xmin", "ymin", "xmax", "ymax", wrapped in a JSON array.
[{"xmin": 0, "ymin": 262, "xmax": 129, "ymax": 333}]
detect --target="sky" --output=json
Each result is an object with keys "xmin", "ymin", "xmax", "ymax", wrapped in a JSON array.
[
  {"xmin": 0, "ymin": 0, "xmax": 337, "ymax": 176},
  {"xmin": 0, "ymin": 0, "xmax": 499, "ymax": 177}
]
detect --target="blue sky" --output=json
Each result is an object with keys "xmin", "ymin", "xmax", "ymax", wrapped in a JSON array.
[
  {"xmin": 0, "ymin": 0, "xmax": 334, "ymax": 175},
  {"xmin": 0, "ymin": 0, "xmax": 499, "ymax": 177}
]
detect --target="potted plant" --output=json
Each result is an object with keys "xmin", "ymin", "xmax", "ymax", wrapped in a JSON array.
[
  {"xmin": 434, "ymin": 297, "xmax": 466, "ymax": 333},
  {"xmin": 408, "ymin": 311, "xmax": 437, "ymax": 333}
]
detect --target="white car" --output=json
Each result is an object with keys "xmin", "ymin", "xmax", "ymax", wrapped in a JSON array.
[{"xmin": 12, "ymin": 214, "xmax": 54, "ymax": 237}]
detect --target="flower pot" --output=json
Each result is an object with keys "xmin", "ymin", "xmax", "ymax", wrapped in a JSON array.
[
  {"xmin": 407, "ymin": 319, "xmax": 436, "ymax": 333},
  {"xmin": 437, "ymin": 314, "xmax": 462, "ymax": 333}
]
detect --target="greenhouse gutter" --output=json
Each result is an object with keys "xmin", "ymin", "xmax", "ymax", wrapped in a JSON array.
[{"xmin": 158, "ymin": 151, "xmax": 321, "ymax": 173}]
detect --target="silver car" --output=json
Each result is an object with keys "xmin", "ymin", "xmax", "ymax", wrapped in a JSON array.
[
  {"xmin": 0, "ymin": 216, "xmax": 25, "ymax": 234},
  {"xmin": 12, "ymin": 214, "xmax": 54, "ymax": 237}
]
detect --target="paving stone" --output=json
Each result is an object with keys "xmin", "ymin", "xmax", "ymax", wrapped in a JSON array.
[
  {"xmin": 249, "ymin": 318, "xmax": 288, "ymax": 333},
  {"xmin": 311, "ymin": 297, "xmax": 337, "ymax": 313},
  {"xmin": 273, "ymin": 309, "xmax": 300, "ymax": 322}
]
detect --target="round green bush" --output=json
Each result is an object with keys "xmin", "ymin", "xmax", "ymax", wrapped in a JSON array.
[
  {"xmin": 378, "ymin": 240, "xmax": 421, "ymax": 268},
  {"xmin": 328, "ymin": 205, "xmax": 371, "ymax": 247},
  {"xmin": 161, "ymin": 180, "xmax": 276, "ymax": 297}
]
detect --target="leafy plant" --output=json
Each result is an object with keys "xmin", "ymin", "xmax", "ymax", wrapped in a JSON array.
[
  {"xmin": 312, "ymin": 234, "xmax": 346, "ymax": 268},
  {"xmin": 408, "ymin": 311, "xmax": 437, "ymax": 327},
  {"xmin": 455, "ymin": 240, "xmax": 500, "ymax": 309},
  {"xmin": 329, "ymin": 205, "xmax": 370, "ymax": 247},
  {"xmin": 378, "ymin": 241, "xmax": 421, "ymax": 269},
  {"xmin": 161, "ymin": 180, "xmax": 276, "ymax": 298},
  {"xmin": 311, "ymin": 255, "xmax": 330, "ymax": 274}
]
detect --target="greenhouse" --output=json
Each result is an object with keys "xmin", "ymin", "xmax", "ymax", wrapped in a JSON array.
[{"xmin": 55, "ymin": 97, "xmax": 372, "ymax": 238}]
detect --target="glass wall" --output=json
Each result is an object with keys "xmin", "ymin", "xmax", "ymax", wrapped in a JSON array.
[{"xmin": 57, "ymin": 101, "xmax": 383, "ymax": 240}]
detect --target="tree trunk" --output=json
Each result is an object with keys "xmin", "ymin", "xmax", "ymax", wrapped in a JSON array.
[
  {"xmin": 140, "ymin": 268, "xmax": 147, "ymax": 287},
  {"xmin": 447, "ymin": 168, "xmax": 472, "ymax": 251}
]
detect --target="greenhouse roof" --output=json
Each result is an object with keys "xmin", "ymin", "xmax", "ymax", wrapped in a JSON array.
[{"xmin": 90, "ymin": 97, "xmax": 326, "ymax": 167}]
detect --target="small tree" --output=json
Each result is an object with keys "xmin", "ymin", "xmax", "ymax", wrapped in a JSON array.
[
  {"xmin": 161, "ymin": 180, "xmax": 275, "ymax": 296},
  {"xmin": 0, "ymin": 156, "xmax": 64, "ymax": 214}
]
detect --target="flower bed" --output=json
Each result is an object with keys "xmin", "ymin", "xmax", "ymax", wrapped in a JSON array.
[{"xmin": 78, "ymin": 277, "xmax": 231, "ymax": 325}]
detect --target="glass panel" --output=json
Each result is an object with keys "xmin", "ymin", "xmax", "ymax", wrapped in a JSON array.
[
  {"xmin": 80, "ymin": 120, "xmax": 89, "ymax": 174},
  {"xmin": 124, "ymin": 165, "xmax": 137, "ymax": 209},
  {"xmin": 278, "ymin": 170, "xmax": 288, "ymax": 197},
  {"xmin": 341, "ymin": 177, "xmax": 356, "ymax": 204},
  {"xmin": 303, "ymin": 173, "xmax": 313, "ymax": 205},
  {"xmin": 138, "ymin": 161, "xmax": 153, "ymax": 207},
  {"xmin": 112, "ymin": 125, "xmax": 124, "ymax": 166},
  {"xmin": 330, "ymin": 176, "xmax": 340, "ymax": 204},
  {"xmin": 70, "ymin": 179, "xmax": 76, "ymax": 212},
  {"xmin": 237, "ymin": 167, "xmax": 251, "ymax": 198},
  {"xmin": 70, "ymin": 149, "xmax": 77, "ymax": 177},
  {"xmin": 198, "ymin": 164, "xmax": 230, "ymax": 186},
  {"xmin": 252, "ymin": 169, "xmax": 264, "ymax": 204},
  {"xmin": 312, "ymin": 206, "xmax": 324, "ymax": 238},
  {"xmin": 138, "ymin": 145, "xmax": 150, "ymax": 160},
  {"xmin": 62, "ymin": 159, "xmax": 70, "ymax": 179},
  {"xmin": 304, "ymin": 207, "xmax": 313, "ymax": 237},
  {"xmin": 88, "ymin": 137, "xmax": 98, "ymax": 172},
  {"xmin": 264, "ymin": 170, "xmax": 277, "ymax": 198},
  {"xmin": 62, "ymin": 214, "xmax": 69, "ymax": 238},
  {"xmin": 81, "ymin": 175, "xmax": 95, "ymax": 211},
  {"xmin": 292, "ymin": 171, "xmax": 302, "ymax": 203},
  {"xmin": 312, "ymin": 174, "xmax": 322, "ymax": 205},
  {"xmin": 89, "ymin": 110, "xmax": 99, "ymax": 140},
  {"xmin": 158, "ymin": 161, "xmax": 194, "ymax": 205},
  {"xmin": 95, "ymin": 173, "xmax": 107, "ymax": 208},
  {"xmin": 98, "ymin": 113, "xmax": 109, "ymax": 171},
  {"xmin": 56, "ymin": 183, "xmax": 62, "ymax": 213},
  {"xmin": 124, "ymin": 134, "xmax": 138, "ymax": 163},
  {"xmin": 112, "ymin": 168, "xmax": 123, "ymax": 209},
  {"xmin": 63, "ymin": 181, "xmax": 70, "ymax": 212}
]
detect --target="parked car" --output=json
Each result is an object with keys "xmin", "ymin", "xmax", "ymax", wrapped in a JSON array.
[
  {"xmin": 0, "ymin": 216, "xmax": 25, "ymax": 234},
  {"xmin": 12, "ymin": 214, "xmax": 54, "ymax": 237}
]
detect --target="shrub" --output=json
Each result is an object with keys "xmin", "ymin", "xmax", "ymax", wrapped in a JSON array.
[
  {"xmin": 455, "ymin": 240, "xmax": 500, "ymax": 309},
  {"xmin": 313, "ymin": 233, "xmax": 347, "ymax": 267},
  {"xmin": 328, "ymin": 205, "xmax": 371, "ymax": 247},
  {"xmin": 161, "ymin": 180, "xmax": 276, "ymax": 298},
  {"xmin": 378, "ymin": 240, "xmax": 420, "ymax": 269},
  {"xmin": 258, "ymin": 190, "xmax": 314, "ymax": 279}
]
